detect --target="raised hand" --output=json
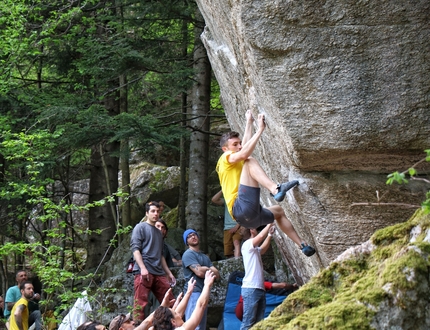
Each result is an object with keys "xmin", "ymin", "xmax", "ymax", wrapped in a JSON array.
[
  {"xmin": 257, "ymin": 113, "xmax": 266, "ymax": 131},
  {"xmin": 245, "ymin": 109, "xmax": 254, "ymax": 123},
  {"xmin": 186, "ymin": 277, "xmax": 196, "ymax": 294},
  {"xmin": 160, "ymin": 288, "xmax": 175, "ymax": 307},
  {"xmin": 204, "ymin": 270, "xmax": 216, "ymax": 287}
]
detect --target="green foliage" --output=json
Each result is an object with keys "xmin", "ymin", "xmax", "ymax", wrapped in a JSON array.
[
  {"xmin": 0, "ymin": 114, "xmax": 132, "ymax": 322},
  {"xmin": 0, "ymin": 0, "xmax": 218, "ymax": 324},
  {"xmin": 386, "ymin": 171, "xmax": 408, "ymax": 184},
  {"xmin": 386, "ymin": 149, "xmax": 430, "ymax": 214}
]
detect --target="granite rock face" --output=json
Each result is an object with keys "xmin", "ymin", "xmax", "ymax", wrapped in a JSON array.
[{"xmin": 196, "ymin": 0, "xmax": 430, "ymax": 282}]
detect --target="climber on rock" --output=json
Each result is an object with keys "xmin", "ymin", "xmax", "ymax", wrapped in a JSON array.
[{"xmin": 216, "ymin": 110, "xmax": 315, "ymax": 257}]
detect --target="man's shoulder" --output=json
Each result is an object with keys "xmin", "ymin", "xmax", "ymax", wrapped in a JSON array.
[
  {"xmin": 16, "ymin": 297, "xmax": 28, "ymax": 305},
  {"xmin": 11, "ymin": 297, "xmax": 28, "ymax": 313},
  {"xmin": 182, "ymin": 248, "xmax": 193, "ymax": 257},
  {"xmin": 182, "ymin": 248, "xmax": 200, "ymax": 261},
  {"xmin": 242, "ymin": 238, "xmax": 254, "ymax": 249},
  {"xmin": 216, "ymin": 151, "xmax": 233, "ymax": 166},
  {"xmin": 6, "ymin": 285, "xmax": 18, "ymax": 292},
  {"xmin": 5, "ymin": 285, "xmax": 19, "ymax": 298},
  {"xmin": 218, "ymin": 151, "xmax": 233, "ymax": 161},
  {"xmin": 133, "ymin": 221, "xmax": 150, "ymax": 231}
]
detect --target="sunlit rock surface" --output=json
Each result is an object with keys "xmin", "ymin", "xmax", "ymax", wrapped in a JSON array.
[{"xmin": 196, "ymin": 0, "xmax": 430, "ymax": 282}]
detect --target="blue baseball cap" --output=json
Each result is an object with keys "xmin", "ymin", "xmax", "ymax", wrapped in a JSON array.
[{"xmin": 183, "ymin": 229, "xmax": 199, "ymax": 245}]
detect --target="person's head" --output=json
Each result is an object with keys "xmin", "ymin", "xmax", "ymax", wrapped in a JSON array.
[
  {"xmin": 109, "ymin": 313, "xmax": 135, "ymax": 330},
  {"xmin": 155, "ymin": 200, "xmax": 165, "ymax": 214},
  {"xmin": 76, "ymin": 321, "xmax": 106, "ymax": 330},
  {"xmin": 240, "ymin": 227, "xmax": 251, "ymax": 241},
  {"xmin": 155, "ymin": 219, "xmax": 168, "ymax": 239},
  {"xmin": 145, "ymin": 201, "xmax": 160, "ymax": 224},
  {"xmin": 0, "ymin": 295, "xmax": 4, "ymax": 309},
  {"xmin": 183, "ymin": 229, "xmax": 199, "ymax": 247},
  {"xmin": 19, "ymin": 281, "xmax": 34, "ymax": 300},
  {"xmin": 152, "ymin": 306, "xmax": 183, "ymax": 329},
  {"xmin": 220, "ymin": 131, "xmax": 241, "ymax": 153},
  {"xmin": 15, "ymin": 270, "xmax": 28, "ymax": 285},
  {"xmin": 249, "ymin": 228, "xmax": 258, "ymax": 238}
]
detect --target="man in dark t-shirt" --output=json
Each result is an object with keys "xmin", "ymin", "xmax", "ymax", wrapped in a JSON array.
[{"xmin": 130, "ymin": 201, "xmax": 175, "ymax": 321}]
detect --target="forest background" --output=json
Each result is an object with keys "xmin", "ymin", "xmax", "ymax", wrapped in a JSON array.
[{"xmin": 0, "ymin": 0, "xmax": 223, "ymax": 318}]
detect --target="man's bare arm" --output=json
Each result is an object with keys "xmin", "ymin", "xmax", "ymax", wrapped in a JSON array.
[
  {"xmin": 161, "ymin": 256, "xmax": 175, "ymax": 284},
  {"xmin": 209, "ymin": 266, "xmax": 221, "ymax": 280},
  {"xmin": 133, "ymin": 250, "xmax": 148, "ymax": 277},
  {"xmin": 228, "ymin": 114, "xmax": 266, "ymax": 163},
  {"xmin": 189, "ymin": 264, "xmax": 211, "ymax": 278},
  {"xmin": 211, "ymin": 190, "xmax": 224, "ymax": 205},
  {"xmin": 14, "ymin": 304, "xmax": 26, "ymax": 330}
]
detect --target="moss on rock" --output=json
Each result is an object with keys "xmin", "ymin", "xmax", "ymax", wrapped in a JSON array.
[{"xmin": 252, "ymin": 210, "xmax": 430, "ymax": 329}]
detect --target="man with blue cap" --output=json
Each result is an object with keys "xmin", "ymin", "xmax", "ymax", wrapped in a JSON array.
[{"xmin": 181, "ymin": 229, "xmax": 220, "ymax": 330}]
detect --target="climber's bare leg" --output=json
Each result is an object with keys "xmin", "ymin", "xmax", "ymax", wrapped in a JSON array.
[
  {"xmin": 240, "ymin": 157, "xmax": 278, "ymax": 194},
  {"xmin": 267, "ymin": 205, "xmax": 302, "ymax": 247}
]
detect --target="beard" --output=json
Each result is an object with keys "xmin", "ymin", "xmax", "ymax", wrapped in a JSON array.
[
  {"xmin": 24, "ymin": 292, "xmax": 34, "ymax": 300},
  {"xmin": 187, "ymin": 241, "xmax": 199, "ymax": 248}
]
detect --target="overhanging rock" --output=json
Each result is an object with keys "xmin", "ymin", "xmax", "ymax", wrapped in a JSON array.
[{"xmin": 196, "ymin": 0, "xmax": 430, "ymax": 282}]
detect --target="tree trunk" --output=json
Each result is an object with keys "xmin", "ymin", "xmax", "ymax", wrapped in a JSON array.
[
  {"xmin": 85, "ymin": 0, "xmax": 121, "ymax": 270},
  {"xmin": 186, "ymin": 8, "xmax": 211, "ymax": 252},
  {"xmin": 119, "ymin": 74, "xmax": 131, "ymax": 235},
  {"xmin": 86, "ymin": 139, "xmax": 119, "ymax": 270},
  {"xmin": 178, "ymin": 15, "xmax": 190, "ymax": 230},
  {"xmin": 86, "ymin": 81, "xmax": 120, "ymax": 270},
  {"xmin": 179, "ymin": 91, "xmax": 188, "ymax": 230}
]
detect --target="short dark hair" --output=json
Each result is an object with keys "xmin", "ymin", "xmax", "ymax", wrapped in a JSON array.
[
  {"xmin": 156, "ymin": 219, "xmax": 168, "ymax": 232},
  {"xmin": 16, "ymin": 270, "xmax": 26, "ymax": 277},
  {"xmin": 19, "ymin": 281, "xmax": 33, "ymax": 291},
  {"xmin": 219, "ymin": 131, "xmax": 240, "ymax": 148},
  {"xmin": 152, "ymin": 306, "xmax": 174, "ymax": 330},
  {"xmin": 145, "ymin": 201, "xmax": 160, "ymax": 212}
]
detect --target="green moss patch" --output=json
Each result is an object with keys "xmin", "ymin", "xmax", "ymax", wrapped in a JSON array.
[{"xmin": 252, "ymin": 210, "xmax": 430, "ymax": 330}]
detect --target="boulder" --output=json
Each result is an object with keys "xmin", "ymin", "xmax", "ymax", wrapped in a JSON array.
[
  {"xmin": 195, "ymin": 0, "xmax": 430, "ymax": 281},
  {"xmin": 253, "ymin": 210, "xmax": 430, "ymax": 329}
]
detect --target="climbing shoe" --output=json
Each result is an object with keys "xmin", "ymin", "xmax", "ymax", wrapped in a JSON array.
[
  {"xmin": 271, "ymin": 180, "xmax": 299, "ymax": 202},
  {"xmin": 301, "ymin": 243, "xmax": 316, "ymax": 257}
]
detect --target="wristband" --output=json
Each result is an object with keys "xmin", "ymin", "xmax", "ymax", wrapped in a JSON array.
[{"xmin": 268, "ymin": 234, "xmax": 272, "ymax": 237}]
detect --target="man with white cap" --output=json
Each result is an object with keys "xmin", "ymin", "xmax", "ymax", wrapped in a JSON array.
[{"xmin": 181, "ymin": 229, "xmax": 220, "ymax": 330}]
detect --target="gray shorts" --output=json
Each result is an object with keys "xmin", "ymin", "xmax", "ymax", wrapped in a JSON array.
[{"xmin": 232, "ymin": 184, "xmax": 274, "ymax": 228}]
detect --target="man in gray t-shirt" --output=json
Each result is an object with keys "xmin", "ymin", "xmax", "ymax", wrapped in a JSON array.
[{"xmin": 130, "ymin": 201, "xmax": 175, "ymax": 321}]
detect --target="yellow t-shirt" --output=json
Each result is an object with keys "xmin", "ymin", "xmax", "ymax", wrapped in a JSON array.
[
  {"xmin": 216, "ymin": 151, "xmax": 244, "ymax": 219},
  {"xmin": 9, "ymin": 297, "xmax": 29, "ymax": 330}
]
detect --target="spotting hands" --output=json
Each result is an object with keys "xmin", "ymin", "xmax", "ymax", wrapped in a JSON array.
[
  {"xmin": 204, "ymin": 270, "xmax": 216, "ymax": 287},
  {"xmin": 186, "ymin": 277, "xmax": 196, "ymax": 295},
  {"xmin": 269, "ymin": 224, "xmax": 276, "ymax": 236},
  {"xmin": 161, "ymin": 288, "xmax": 176, "ymax": 308}
]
